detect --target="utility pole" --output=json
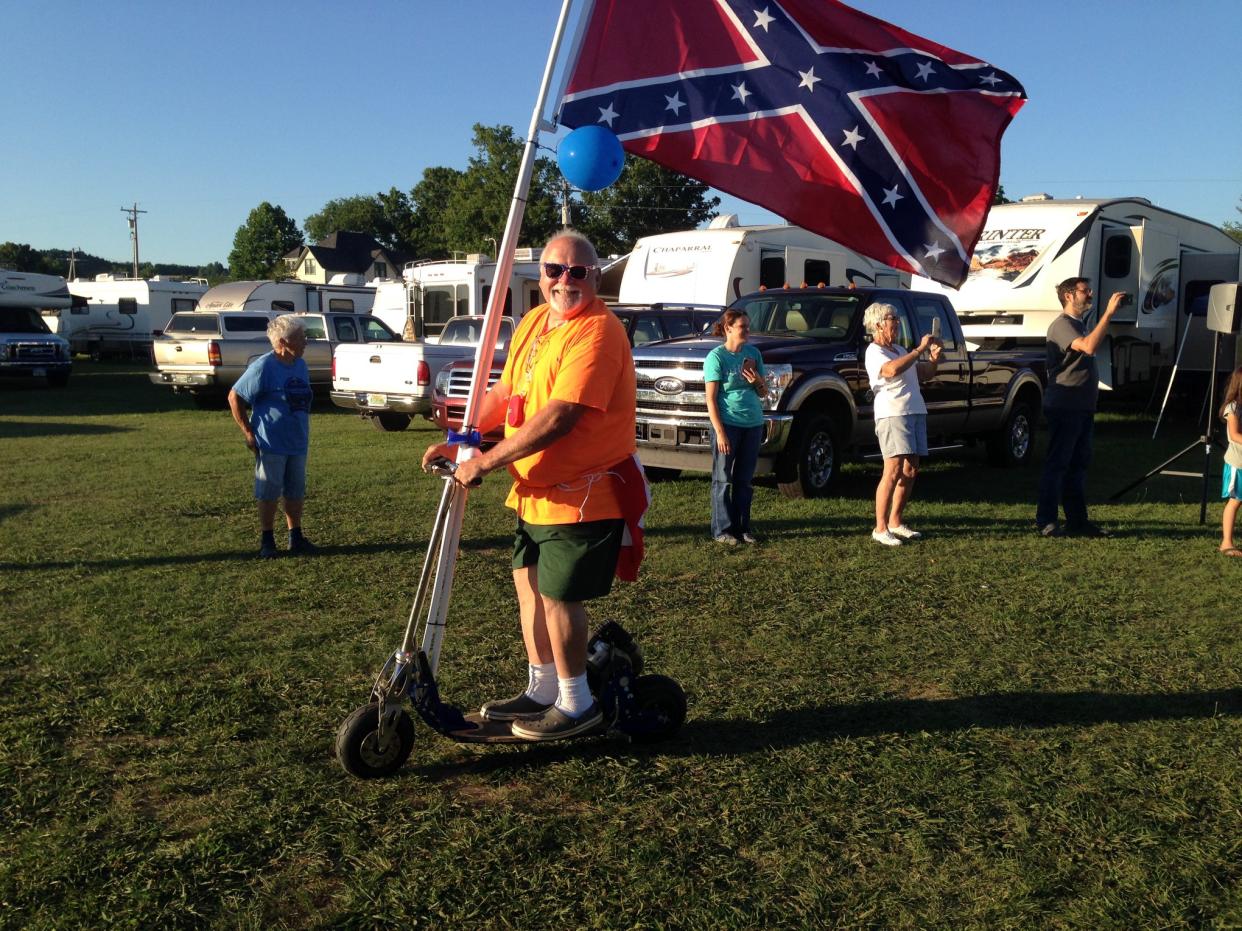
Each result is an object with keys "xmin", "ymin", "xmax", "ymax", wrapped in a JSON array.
[
  {"xmin": 67, "ymin": 248, "xmax": 80, "ymax": 280},
  {"xmin": 561, "ymin": 178, "xmax": 573, "ymax": 227},
  {"xmin": 121, "ymin": 202, "xmax": 147, "ymax": 278}
]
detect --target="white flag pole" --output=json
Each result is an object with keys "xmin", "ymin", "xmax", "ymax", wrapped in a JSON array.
[{"xmin": 420, "ymin": 0, "xmax": 591, "ymax": 674}]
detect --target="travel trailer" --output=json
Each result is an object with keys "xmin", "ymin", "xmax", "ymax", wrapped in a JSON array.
[
  {"xmin": 911, "ymin": 196, "xmax": 1242, "ymax": 389},
  {"xmin": 196, "ymin": 277, "xmax": 377, "ymax": 317},
  {"xmin": 401, "ymin": 251, "xmax": 547, "ymax": 341},
  {"xmin": 47, "ymin": 275, "xmax": 209, "ymax": 358},
  {"xmin": 616, "ymin": 216, "xmax": 910, "ymax": 307}
]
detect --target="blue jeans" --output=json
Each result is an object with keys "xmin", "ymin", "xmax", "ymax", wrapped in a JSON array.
[
  {"xmin": 1036, "ymin": 408, "xmax": 1095, "ymax": 528},
  {"xmin": 710, "ymin": 423, "xmax": 762, "ymax": 538}
]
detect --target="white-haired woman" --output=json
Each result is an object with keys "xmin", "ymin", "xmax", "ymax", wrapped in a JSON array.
[
  {"xmin": 863, "ymin": 302, "xmax": 941, "ymax": 546},
  {"xmin": 228, "ymin": 314, "xmax": 318, "ymax": 558}
]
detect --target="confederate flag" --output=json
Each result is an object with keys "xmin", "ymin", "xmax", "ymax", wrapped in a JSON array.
[{"xmin": 557, "ymin": 0, "xmax": 1026, "ymax": 288}]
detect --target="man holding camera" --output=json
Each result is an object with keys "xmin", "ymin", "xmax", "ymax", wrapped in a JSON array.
[{"xmin": 1035, "ymin": 278, "xmax": 1127, "ymax": 537}]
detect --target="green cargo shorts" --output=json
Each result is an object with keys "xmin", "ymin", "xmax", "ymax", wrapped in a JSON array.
[{"xmin": 512, "ymin": 517, "xmax": 625, "ymax": 602}]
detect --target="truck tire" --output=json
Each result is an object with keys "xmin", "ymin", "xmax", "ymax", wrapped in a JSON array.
[
  {"xmin": 986, "ymin": 399, "xmax": 1036, "ymax": 467},
  {"xmin": 371, "ymin": 412, "xmax": 412, "ymax": 432},
  {"xmin": 777, "ymin": 413, "xmax": 841, "ymax": 498}
]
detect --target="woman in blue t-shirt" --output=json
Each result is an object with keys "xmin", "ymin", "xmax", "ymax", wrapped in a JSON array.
[{"xmin": 704, "ymin": 309, "xmax": 767, "ymax": 544}]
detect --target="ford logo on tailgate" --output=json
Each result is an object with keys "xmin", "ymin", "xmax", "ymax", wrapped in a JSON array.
[{"xmin": 653, "ymin": 376, "xmax": 685, "ymax": 395}]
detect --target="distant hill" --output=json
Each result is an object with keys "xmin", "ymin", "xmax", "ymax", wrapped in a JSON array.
[{"xmin": 2, "ymin": 242, "xmax": 227, "ymax": 284}]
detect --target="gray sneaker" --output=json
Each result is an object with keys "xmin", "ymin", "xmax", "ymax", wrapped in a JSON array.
[
  {"xmin": 510, "ymin": 702, "xmax": 604, "ymax": 741},
  {"xmin": 480, "ymin": 693, "xmax": 554, "ymax": 722}
]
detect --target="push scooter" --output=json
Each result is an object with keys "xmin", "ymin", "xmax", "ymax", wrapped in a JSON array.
[{"xmin": 335, "ymin": 456, "xmax": 687, "ymax": 779}]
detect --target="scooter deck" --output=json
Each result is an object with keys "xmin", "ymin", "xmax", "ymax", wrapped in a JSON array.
[
  {"xmin": 448, "ymin": 712, "xmax": 531, "ymax": 744},
  {"xmin": 447, "ymin": 711, "xmax": 609, "ymax": 745}
]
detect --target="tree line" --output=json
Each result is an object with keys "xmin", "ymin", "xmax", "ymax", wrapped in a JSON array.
[{"xmin": 226, "ymin": 123, "xmax": 721, "ymax": 279}]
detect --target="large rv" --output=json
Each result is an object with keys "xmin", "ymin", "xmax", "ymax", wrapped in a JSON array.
[
  {"xmin": 912, "ymin": 196, "xmax": 1241, "ymax": 389},
  {"xmin": 0, "ymin": 269, "xmax": 73, "ymax": 385},
  {"xmin": 401, "ymin": 251, "xmax": 547, "ymax": 341},
  {"xmin": 196, "ymin": 277, "xmax": 377, "ymax": 317},
  {"xmin": 48, "ymin": 275, "xmax": 209, "ymax": 358},
  {"xmin": 616, "ymin": 216, "xmax": 910, "ymax": 306}
]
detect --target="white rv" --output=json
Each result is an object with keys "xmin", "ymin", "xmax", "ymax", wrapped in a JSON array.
[
  {"xmin": 912, "ymin": 196, "xmax": 1242, "ymax": 388},
  {"xmin": 196, "ymin": 277, "xmax": 378, "ymax": 317},
  {"xmin": 48, "ymin": 275, "xmax": 209, "ymax": 358},
  {"xmin": 0, "ymin": 269, "xmax": 73, "ymax": 385},
  {"xmin": 616, "ymin": 216, "xmax": 910, "ymax": 306},
  {"xmin": 402, "ymin": 250, "xmax": 547, "ymax": 341}
]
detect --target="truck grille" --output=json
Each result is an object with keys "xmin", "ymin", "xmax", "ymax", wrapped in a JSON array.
[
  {"xmin": 446, "ymin": 367, "xmax": 502, "ymax": 398},
  {"xmin": 12, "ymin": 342, "xmax": 59, "ymax": 362},
  {"xmin": 635, "ymin": 360, "xmax": 706, "ymax": 414}
]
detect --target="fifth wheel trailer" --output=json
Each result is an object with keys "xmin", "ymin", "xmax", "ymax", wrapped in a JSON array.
[{"xmin": 911, "ymin": 196, "xmax": 1241, "ymax": 389}]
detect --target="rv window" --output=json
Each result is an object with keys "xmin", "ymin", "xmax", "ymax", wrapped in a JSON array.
[
  {"xmin": 912, "ymin": 298, "xmax": 957, "ymax": 351},
  {"xmin": 760, "ymin": 255, "xmax": 786, "ymax": 290},
  {"xmin": 333, "ymin": 318, "xmax": 359, "ymax": 342},
  {"xmin": 1103, "ymin": 235, "xmax": 1132, "ymax": 279},
  {"xmin": 167, "ymin": 313, "xmax": 220, "ymax": 334},
  {"xmin": 329, "ymin": 299, "xmax": 355, "ymax": 312},
  {"xmin": 272, "ymin": 301, "xmax": 295, "ymax": 312},
  {"xmin": 423, "ymin": 287, "xmax": 457, "ymax": 335},
  {"xmin": 456, "ymin": 284, "xmax": 469, "ymax": 316},
  {"xmin": 171, "ymin": 298, "xmax": 196, "ymax": 313},
  {"xmin": 70, "ymin": 305, "xmax": 90, "ymax": 315},
  {"xmin": 481, "ymin": 285, "xmax": 514, "ymax": 315},
  {"xmin": 222, "ymin": 316, "xmax": 272, "ymax": 333},
  {"xmin": 363, "ymin": 318, "xmax": 399, "ymax": 342},
  {"xmin": 804, "ymin": 259, "xmax": 832, "ymax": 287},
  {"xmin": 119, "ymin": 298, "xmax": 138, "ymax": 315}
]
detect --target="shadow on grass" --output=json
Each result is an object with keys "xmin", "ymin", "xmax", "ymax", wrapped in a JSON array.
[
  {"xmin": 402, "ymin": 687, "xmax": 1242, "ymax": 780},
  {"xmin": 0, "ymin": 504, "xmax": 36, "ymax": 524},
  {"xmin": 0, "ymin": 535, "xmax": 516, "ymax": 572},
  {"xmin": 0, "ymin": 421, "xmax": 135, "ymax": 438}
]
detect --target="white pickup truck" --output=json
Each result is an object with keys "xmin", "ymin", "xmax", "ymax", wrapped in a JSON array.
[{"xmin": 330, "ymin": 315, "xmax": 515, "ymax": 432}]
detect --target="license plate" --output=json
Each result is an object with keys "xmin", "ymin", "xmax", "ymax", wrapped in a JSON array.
[
  {"xmin": 33, "ymin": 367, "xmax": 46, "ymax": 377},
  {"xmin": 646, "ymin": 425, "xmax": 678, "ymax": 447},
  {"xmin": 365, "ymin": 393, "xmax": 387, "ymax": 407},
  {"xmin": 172, "ymin": 373, "xmax": 194, "ymax": 384}
]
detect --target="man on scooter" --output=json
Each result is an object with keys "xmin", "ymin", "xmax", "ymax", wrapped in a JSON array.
[{"xmin": 421, "ymin": 230, "xmax": 642, "ymax": 741}]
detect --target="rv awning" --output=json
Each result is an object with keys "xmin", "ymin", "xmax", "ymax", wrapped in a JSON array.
[
  {"xmin": 598, "ymin": 253, "xmax": 628, "ymax": 303},
  {"xmin": 197, "ymin": 281, "xmax": 266, "ymax": 312}
]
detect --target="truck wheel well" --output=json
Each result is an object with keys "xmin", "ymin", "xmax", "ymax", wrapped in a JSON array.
[{"xmin": 795, "ymin": 391, "xmax": 851, "ymax": 436}]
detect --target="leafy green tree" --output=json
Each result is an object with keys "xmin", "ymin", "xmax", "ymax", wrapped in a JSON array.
[
  {"xmin": 1224, "ymin": 197, "xmax": 1242, "ymax": 244},
  {"xmin": 304, "ymin": 189, "xmax": 417, "ymax": 255},
  {"xmin": 227, "ymin": 202, "xmax": 303, "ymax": 280},
  {"xmin": 576, "ymin": 157, "xmax": 720, "ymax": 256},
  {"xmin": 196, "ymin": 262, "xmax": 228, "ymax": 284},
  {"xmin": 437, "ymin": 124, "xmax": 561, "ymax": 257},
  {"xmin": 408, "ymin": 166, "xmax": 464, "ymax": 260},
  {"xmin": 0, "ymin": 242, "xmax": 58, "ymax": 274},
  {"xmin": 993, "ymin": 184, "xmax": 1013, "ymax": 206}
]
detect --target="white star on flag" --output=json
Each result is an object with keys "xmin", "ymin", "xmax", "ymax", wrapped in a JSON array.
[
  {"xmin": 882, "ymin": 186, "xmax": 903, "ymax": 208},
  {"xmin": 915, "ymin": 61, "xmax": 935, "ymax": 82},
  {"xmin": 597, "ymin": 102, "xmax": 619, "ymax": 126},
  {"xmin": 924, "ymin": 241, "xmax": 946, "ymax": 262},
  {"xmin": 664, "ymin": 91, "xmax": 685, "ymax": 115},
  {"xmin": 979, "ymin": 72, "xmax": 1001, "ymax": 87},
  {"xmin": 731, "ymin": 81, "xmax": 752, "ymax": 104},
  {"xmin": 798, "ymin": 67, "xmax": 820, "ymax": 92},
  {"xmin": 864, "ymin": 60, "xmax": 883, "ymax": 79},
  {"xmin": 753, "ymin": 7, "xmax": 774, "ymax": 31},
  {"xmin": 842, "ymin": 126, "xmax": 864, "ymax": 149}
]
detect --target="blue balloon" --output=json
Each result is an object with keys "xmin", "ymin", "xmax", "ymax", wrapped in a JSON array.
[{"xmin": 558, "ymin": 125, "xmax": 625, "ymax": 191}]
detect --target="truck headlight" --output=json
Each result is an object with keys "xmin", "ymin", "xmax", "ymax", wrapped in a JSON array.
[{"xmin": 762, "ymin": 364, "xmax": 793, "ymax": 410}]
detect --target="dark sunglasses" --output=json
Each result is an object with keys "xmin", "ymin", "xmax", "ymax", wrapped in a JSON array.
[{"xmin": 542, "ymin": 262, "xmax": 597, "ymax": 280}]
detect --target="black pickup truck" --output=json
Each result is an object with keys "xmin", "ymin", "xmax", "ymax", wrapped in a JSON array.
[{"xmin": 631, "ymin": 286, "xmax": 1046, "ymax": 497}]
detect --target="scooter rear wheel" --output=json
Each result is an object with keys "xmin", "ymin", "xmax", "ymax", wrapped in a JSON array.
[
  {"xmin": 624, "ymin": 674, "xmax": 687, "ymax": 744},
  {"xmin": 336, "ymin": 702, "xmax": 415, "ymax": 778}
]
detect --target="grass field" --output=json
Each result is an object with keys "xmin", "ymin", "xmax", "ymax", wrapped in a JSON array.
[{"xmin": 2, "ymin": 362, "xmax": 1241, "ymax": 929}]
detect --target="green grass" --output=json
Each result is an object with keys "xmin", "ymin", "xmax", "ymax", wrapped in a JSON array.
[{"xmin": 2, "ymin": 362, "xmax": 1241, "ymax": 928}]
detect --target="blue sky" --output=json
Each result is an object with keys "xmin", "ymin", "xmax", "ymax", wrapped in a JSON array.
[{"xmin": 3, "ymin": 0, "xmax": 1239, "ymax": 267}]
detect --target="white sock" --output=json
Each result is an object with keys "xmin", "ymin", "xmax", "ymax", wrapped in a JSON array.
[
  {"xmin": 555, "ymin": 673, "xmax": 593, "ymax": 717},
  {"xmin": 525, "ymin": 663, "xmax": 558, "ymax": 704}
]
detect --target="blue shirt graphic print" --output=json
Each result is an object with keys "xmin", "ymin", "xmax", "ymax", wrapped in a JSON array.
[{"xmin": 232, "ymin": 351, "xmax": 312, "ymax": 455}]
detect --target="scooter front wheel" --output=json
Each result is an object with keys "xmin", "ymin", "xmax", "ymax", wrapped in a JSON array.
[
  {"xmin": 336, "ymin": 702, "xmax": 415, "ymax": 778},
  {"xmin": 622, "ymin": 674, "xmax": 687, "ymax": 744}
]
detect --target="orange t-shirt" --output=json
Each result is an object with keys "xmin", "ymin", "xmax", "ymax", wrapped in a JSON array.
[{"xmin": 499, "ymin": 299, "xmax": 636, "ymax": 524}]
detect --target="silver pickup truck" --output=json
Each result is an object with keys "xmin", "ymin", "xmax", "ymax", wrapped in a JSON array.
[
  {"xmin": 150, "ymin": 310, "xmax": 400, "ymax": 407},
  {"xmin": 331, "ymin": 314, "xmax": 515, "ymax": 431}
]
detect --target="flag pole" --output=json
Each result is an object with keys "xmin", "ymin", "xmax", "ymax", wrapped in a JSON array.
[{"xmin": 419, "ymin": 0, "xmax": 585, "ymax": 675}]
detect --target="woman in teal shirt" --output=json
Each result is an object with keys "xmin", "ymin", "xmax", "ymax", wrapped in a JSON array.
[{"xmin": 704, "ymin": 310, "xmax": 767, "ymax": 544}]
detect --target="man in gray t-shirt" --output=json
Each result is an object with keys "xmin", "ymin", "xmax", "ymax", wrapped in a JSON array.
[{"xmin": 1035, "ymin": 277, "xmax": 1125, "ymax": 537}]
